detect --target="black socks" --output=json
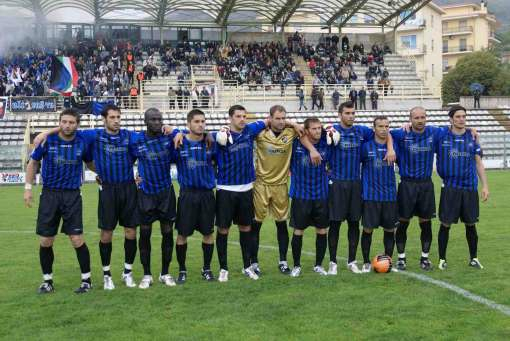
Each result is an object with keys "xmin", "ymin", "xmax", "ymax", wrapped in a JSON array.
[
  {"xmin": 328, "ymin": 221, "xmax": 340, "ymax": 263},
  {"xmin": 276, "ymin": 220, "xmax": 289, "ymax": 262},
  {"xmin": 216, "ymin": 232, "xmax": 228, "ymax": 270},
  {"xmin": 291, "ymin": 234, "xmax": 303, "ymax": 267}
]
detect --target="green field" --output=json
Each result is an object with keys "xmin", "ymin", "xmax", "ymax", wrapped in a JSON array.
[{"xmin": 1, "ymin": 171, "xmax": 509, "ymax": 340}]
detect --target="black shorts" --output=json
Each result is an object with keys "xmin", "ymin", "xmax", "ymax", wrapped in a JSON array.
[
  {"xmin": 397, "ymin": 179, "xmax": 436, "ymax": 220},
  {"xmin": 439, "ymin": 187, "xmax": 479, "ymax": 225},
  {"xmin": 98, "ymin": 181, "xmax": 140, "ymax": 230},
  {"xmin": 137, "ymin": 186, "xmax": 176, "ymax": 225},
  {"xmin": 36, "ymin": 188, "xmax": 83, "ymax": 237},
  {"xmin": 215, "ymin": 189, "xmax": 254, "ymax": 228},
  {"xmin": 328, "ymin": 180, "xmax": 362, "ymax": 222},
  {"xmin": 290, "ymin": 198, "xmax": 329, "ymax": 230},
  {"xmin": 362, "ymin": 201, "xmax": 398, "ymax": 230},
  {"xmin": 176, "ymin": 189, "xmax": 215, "ymax": 237}
]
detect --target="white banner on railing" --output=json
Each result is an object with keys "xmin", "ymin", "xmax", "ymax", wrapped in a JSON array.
[
  {"xmin": 0, "ymin": 172, "xmax": 25, "ymax": 184},
  {"xmin": 0, "ymin": 97, "xmax": 8, "ymax": 120}
]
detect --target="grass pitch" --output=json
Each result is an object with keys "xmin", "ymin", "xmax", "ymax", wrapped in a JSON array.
[{"xmin": 0, "ymin": 171, "xmax": 509, "ymax": 340}]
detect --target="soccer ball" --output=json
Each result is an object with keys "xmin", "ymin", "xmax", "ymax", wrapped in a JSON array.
[{"xmin": 371, "ymin": 254, "xmax": 392, "ymax": 273}]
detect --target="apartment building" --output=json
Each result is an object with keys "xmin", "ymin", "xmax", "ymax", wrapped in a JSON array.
[{"xmin": 442, "ymin": 1, "xmax": 500, "ymax": 73}]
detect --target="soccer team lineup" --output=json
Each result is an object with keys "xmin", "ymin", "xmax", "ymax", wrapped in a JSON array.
[{"xmin": 22, "ymin": 101, "xmax": 490, "ymax": 294}]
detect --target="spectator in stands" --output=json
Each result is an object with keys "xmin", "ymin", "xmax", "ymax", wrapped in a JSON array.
[
  {"xmin": 183, "ymin": 88, "xmax": 191, "ymax": 109},
  {"xmin": 191, "ymin": 86, "xmax": 199, "ymax": 109},
  {"xmin": 129, "ymin": 85, "xmax": 138, "ymax": 109},
  {"xmin": 176, "ymin": 87, "xmax": 184, "ymax": 109},
  {"xmin": 473, "ymin": 89, "xmax": 481, "ymax": 109},
  {"xmin": 349, "ymin": 87, "xmax": 358, "ymax": 110},
  {"xmin": 367, "ymin": 76, "xmax": 374, "ymax": 91},
  {"xmin": 382, "ymin": 67, "xmax": 389, "ymax": 79},
  {"xmin": 332, "ymin": 35, "xmax": 339, "ymax": 48},
  {"xmin": 359, "ymin": 87, "xmax": 367, "ymax": 110},
  {"xmin": 200, "ymin": 86, "xmax": 209, "ymax": 108},
  {"xmin": 332, "ymin": 88, "xmax": 340, "ymax": 110},
  {"xmin": 342, "ymin": 36, "xmax": 349, "ymax": 52},
  {"xmin": 311, "ymin": 86, "xmax": 319, "ymax": 110},
  {"xmin": 297, "ymin": 86, "xmax": 307, "ymax": 111},
  {"xmin": 168, "ymin": 87, "xmax": 176, "ymax": 110},
  {"xmin": 309, "ymin": 58, "xmax": 317, "ymax": 75},
  {"xmin": 370, "ymin": 89, "xmax": 379, "ymax": 110},
  {"xmin": 318, "ymin": 88, "xmax": 325, "ymax": 110},
  {"xmin": 136, "ymin": 71, "xmax": 144, "ymax": 93}
]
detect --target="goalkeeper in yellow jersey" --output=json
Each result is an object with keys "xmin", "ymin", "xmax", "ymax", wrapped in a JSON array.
[{"xmin": 250, "ymin": 105, "xmax": 321, "ymax": 275}]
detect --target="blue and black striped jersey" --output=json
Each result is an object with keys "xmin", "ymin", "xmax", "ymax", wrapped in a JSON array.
[
  {"xmin": 435, "ymin": 130, "xmax": 482, "ymax": 191},
  {"xmin": 289, "ymin": 137, "xmax": 330, "ymax": 200},
  {"xmin": 31, "ymin": 134, "xmax": 91, "ymax": 190},
  {"xmin": 361, "ymin": 140, "xmax": 397, "ymax": 202}
]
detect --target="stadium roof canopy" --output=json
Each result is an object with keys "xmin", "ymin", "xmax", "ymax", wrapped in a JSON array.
[{"xmin": 2, "ymin": 0, "xmax": 432, "ymax": 28}]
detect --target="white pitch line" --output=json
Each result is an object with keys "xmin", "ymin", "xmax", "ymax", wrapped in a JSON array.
[
  {"xmin": 233, "ymin": 240, "xmax": 510, "ymax": 317},
  {"xmin": 2, "ymin": 229, "xmax": 509, "ymax": 317}
]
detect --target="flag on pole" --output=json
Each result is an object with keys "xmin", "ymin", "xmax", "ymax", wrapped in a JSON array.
[{"xmin": 49, "ymin": 56, "xmax": 78, "ymax": 96}]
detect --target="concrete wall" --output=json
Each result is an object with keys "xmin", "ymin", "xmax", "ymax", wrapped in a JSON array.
[{"xmin": 460, "ymin": 96, "xmax": 510, "ymax": 109}]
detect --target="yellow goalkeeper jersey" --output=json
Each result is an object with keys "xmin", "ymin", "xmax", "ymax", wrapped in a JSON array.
[{"xmin": 255, "ymin": 128, "xmax": 298, "ymax": 185}]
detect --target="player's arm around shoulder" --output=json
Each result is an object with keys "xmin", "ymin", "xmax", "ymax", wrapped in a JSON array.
[
  {"xmin": 247, "ymin": 119, "xmax": 268, "ymax": 136},
  {"xmin": 32, "ymin": 126, "xmax": 59, "ymax": 148},
  {"xmin": 285, "ymin": 120, "xmax": 305, "ymax": 137},
  {"xmin": 299, "ymin": 133, "xmax": 322, "ymax": 166},
  {"xmin": 384, "ymin": 133, "xmax": 397, "ymax": 164}
]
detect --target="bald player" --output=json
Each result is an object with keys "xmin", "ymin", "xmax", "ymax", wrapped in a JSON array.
[{"xmin": 250, "ymin": 105, "xmax": 311, "ymax": 275}]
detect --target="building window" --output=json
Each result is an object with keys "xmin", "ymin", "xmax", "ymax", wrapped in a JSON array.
[
  {"xmin": 203, "ymin": 28, "xmax": 221, "ymax": 41},
  {"xmin": 443, "ymin": 40, "xmax": 448, "ymax": 53},
  {"xmin": 400, "ymin": 10, "xmax": 416, "ymax": 21},
  {"xmin": 431, "ymin": 15, "xmax": 434, "ymax": 27},
  {"xmin": 460, "ymin": 38, "xmax": 467, "ymax": 51},
  {"xmin": 401, "ymin": 35, "xmax": 417, "ymax": 49},
  {"xmin": 432, "ymin": 64, "xmax": 435, "ymax": 77},
  {"xmin": 459, "ymin": 19, "xmax": 468, "ymax": 30},
  {"xmin": 431, "ymin": 39, "xmax": 434, "ymax": 51},
  {"xmin": 443, "ymin": 58, "xmax": 449, "ymax": 72}
]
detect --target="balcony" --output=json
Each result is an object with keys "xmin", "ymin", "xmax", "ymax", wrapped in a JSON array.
[
  {"xmin": 489, "ymin": 32, "xmax": 502, "ymax": 44},
  {"xmin": 399, "ymin": 44, "xmax": 427, "ymax": 56},
  {"xmin": 442, "ymin": 26, "xmax": 473, "ymax": 36},
  {"xmin": 443, "ymin": 45, "xmax": 474, "ymax": 55}
]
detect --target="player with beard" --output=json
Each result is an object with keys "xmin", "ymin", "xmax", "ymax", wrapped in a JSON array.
[
  {"xmin": 25, "ymin": 109, "xmax": 94, "ymax": 294},
  {"xmin": 173, "ymin": 109, "xmax": 217, "ymax": 283}
]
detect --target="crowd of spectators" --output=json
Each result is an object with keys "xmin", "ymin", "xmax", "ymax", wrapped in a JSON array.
[
  {"xmin": 215, "ymin": 42, "xmax": 303, "ymax": 88},
  {"xmin": 291, "ymin": 32, "xmax": 392, "ymax": 89},
  {"xmin": 0, "ymin": 34, "xmax": 395, "ymax": 111}
]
